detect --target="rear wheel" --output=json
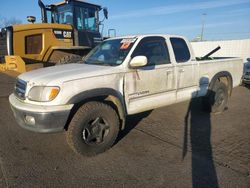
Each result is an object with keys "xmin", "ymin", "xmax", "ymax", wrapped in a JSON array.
[
  {"xmin": 66, "ymin": 101, "xmax": 120, "ymax": 156},
  {"xmin": 56, "ymin": 54, "xmax": 82, "ymax": 65},
  {"xmin": 203, "ymin": 81, "xmax": 229, "ymax": 113}
]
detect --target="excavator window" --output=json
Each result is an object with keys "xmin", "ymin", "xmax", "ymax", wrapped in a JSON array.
[
  {"xmin": 56, "ymin": 5, "xmax": 74, "ymax": 25},
  {"xmin": 48, "ymin": 3, "xmax": 99, "ymax": 32},
  {"xmin": 75, "ymin": 7, "xmax": 98, "ymax": 31}
]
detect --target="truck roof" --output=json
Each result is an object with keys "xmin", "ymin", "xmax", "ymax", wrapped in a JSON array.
[{"xmin": 108, "ymin": 34, "xmax": 186, "ymax": 40}]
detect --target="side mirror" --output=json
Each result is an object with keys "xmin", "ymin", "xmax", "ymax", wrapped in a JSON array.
[
  {"xmin": 130, "ymin": 56, "xmax": 148, "ymax": 68},
  {"xmin": 27, "ymin": 16, "xmax": 36, "ymax": 23},
  {"xmin": 103, "ymin": 7, "xmax": 108, "ymax": 19},
  {"xmin": 247, "ymin": 58, "xmax": 250, "ymax": 62}
]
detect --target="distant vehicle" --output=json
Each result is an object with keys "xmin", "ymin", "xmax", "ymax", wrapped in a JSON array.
[
  {"xmin": 9, "ymin": 34, "xmax": 243, "ymax": 156},
  {"xmin": 242, "ymin": 58, "xmax": 250, "ymax": 85}
]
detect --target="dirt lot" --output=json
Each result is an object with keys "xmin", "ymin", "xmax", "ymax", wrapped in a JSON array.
[{"xmin": 0, "ymin": 73, "xmax": 249, "ymax": 188}]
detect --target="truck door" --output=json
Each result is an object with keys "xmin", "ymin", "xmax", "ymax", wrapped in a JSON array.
[
  {"xmin": 125, "ymin": 36, "xmax": 176, "ymax": 114},
  {"xmin": 170, "ymin": 37, "xmax": 198, "ymax": 102}
]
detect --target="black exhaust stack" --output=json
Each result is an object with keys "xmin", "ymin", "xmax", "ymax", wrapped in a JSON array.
[
  {"xmin": 38, "ymin": 0, "xmax": 48, "ymax": 23},
  {"xmin": 201, "ymin": 46, "xmax": 221, "ymax": 60}
]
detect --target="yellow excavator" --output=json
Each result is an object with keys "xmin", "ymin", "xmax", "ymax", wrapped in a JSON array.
[{"xmin": 0, "ymin": 0, "xmax": 108, "ymax": 76}]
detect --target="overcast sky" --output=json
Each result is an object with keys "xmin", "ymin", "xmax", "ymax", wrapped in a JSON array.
[{"xmin": 0, "ymin": 0, "xmax": 250, "ymax": 40}]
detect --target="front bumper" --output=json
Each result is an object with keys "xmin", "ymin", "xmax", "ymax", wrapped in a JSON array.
[{"xmin": 9, "ymin": 94, "xmax": 73, "ymax": 133}]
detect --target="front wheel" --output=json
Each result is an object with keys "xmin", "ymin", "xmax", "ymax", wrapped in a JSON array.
[
  {"xmin": 203, "ymin": 81, "xmax": 229, "ymax": 113},
  {"xmin": 66, "ymin": 102, "xmax": 120, "ymax": 156}
]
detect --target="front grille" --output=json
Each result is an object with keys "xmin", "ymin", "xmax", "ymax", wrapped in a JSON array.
[
  {"xmin": 0, "ymin": 32, "xmax": 7, "ymax": 63},
  {"xmin": 14, "ymin": 79, "xmax": 27, "ymax": 100},
  {"xmin": 245, "ymin": 72, "xmax": 250, "ymax": 75}
]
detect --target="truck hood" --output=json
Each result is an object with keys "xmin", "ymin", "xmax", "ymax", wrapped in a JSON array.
[{"xmin": 19, "ymin": 63, "xmax": 122, "ymax": 85}]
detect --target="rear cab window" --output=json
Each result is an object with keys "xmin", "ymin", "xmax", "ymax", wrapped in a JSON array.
[{"xmin": 170, "ymin": 37, "xmax": 191, "ymax": 63}]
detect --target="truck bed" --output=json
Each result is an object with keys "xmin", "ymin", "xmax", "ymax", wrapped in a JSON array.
[{"xmin": 198, "ymin": 57, "xmax": 243, "ymax": 88}]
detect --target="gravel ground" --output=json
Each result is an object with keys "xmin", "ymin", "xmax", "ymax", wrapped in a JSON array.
[{"xmin": 0, "ymin": 73, "xmax": 249, "ymax": 188}]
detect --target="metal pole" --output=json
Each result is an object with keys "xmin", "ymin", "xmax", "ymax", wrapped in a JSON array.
[{"xmin": 201, "ymin": 13, "xmax": 206, "ymax": 41}]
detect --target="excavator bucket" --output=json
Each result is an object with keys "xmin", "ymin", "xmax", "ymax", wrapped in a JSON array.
[{"xmin": 0, "ymin": 56, "xmax": 26, "ymax": 73}]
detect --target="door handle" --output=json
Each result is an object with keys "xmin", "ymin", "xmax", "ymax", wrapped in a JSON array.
[{"xmin": 179, "ymin": 68, "xmax": 185, "ymax": 73}]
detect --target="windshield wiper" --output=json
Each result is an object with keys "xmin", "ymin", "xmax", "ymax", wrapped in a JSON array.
[
  {"xmin": 84, "ymin": 61, "xmax": 109, "ymax": 66},
  {"xmin": 84, "ymin": 60, "xmax": 118, "ymax": 66}
]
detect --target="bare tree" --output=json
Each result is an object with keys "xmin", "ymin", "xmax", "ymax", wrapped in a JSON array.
[{"xmin": 0, "ymin": 16, "xmax": 22, "ymax": 28}]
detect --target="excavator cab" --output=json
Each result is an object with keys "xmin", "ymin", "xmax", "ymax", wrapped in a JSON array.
[
  {"xmin": 0, "ymin": 0, "xmax": 108, "ymax": 75},
  {"xmin": 39, "ymin": 0, "xmax": 108, "ymax": 47}
]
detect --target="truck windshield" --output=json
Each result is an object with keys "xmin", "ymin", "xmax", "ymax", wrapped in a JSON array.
[{"xmin": 83, "ymin": 38, "xmax": 137, "ymax": 66}]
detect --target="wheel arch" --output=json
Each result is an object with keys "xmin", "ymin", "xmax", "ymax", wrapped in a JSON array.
[
  {"xmin": 65, "ymin": 88, "xmax": 126, "ymax": 131},
  {"xmin": 209, "ymin": 71, "xmax": 233, "ymax": 96}
]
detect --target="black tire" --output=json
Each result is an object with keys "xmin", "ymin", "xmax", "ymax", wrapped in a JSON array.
[
  {"xmin": 56, "ymin": 54, "xmax": 82, "ymax": 65},
  {"xmin": 203, "ymin": 81, "xmax": 229, "ymax": 113},
  {"xmin": 66, "ymin": 101, "xmax": 120, "ymax": 156}
]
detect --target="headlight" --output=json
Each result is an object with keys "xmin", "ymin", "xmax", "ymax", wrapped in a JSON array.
[{"xmin": 28, "ymin": 86, "xmax": 60, "ymax": 102}]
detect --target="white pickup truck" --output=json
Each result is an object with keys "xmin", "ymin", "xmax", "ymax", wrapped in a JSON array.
[{"xmin": 9, "ymin": 34, "xmax": 243, "ymax": 156}]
